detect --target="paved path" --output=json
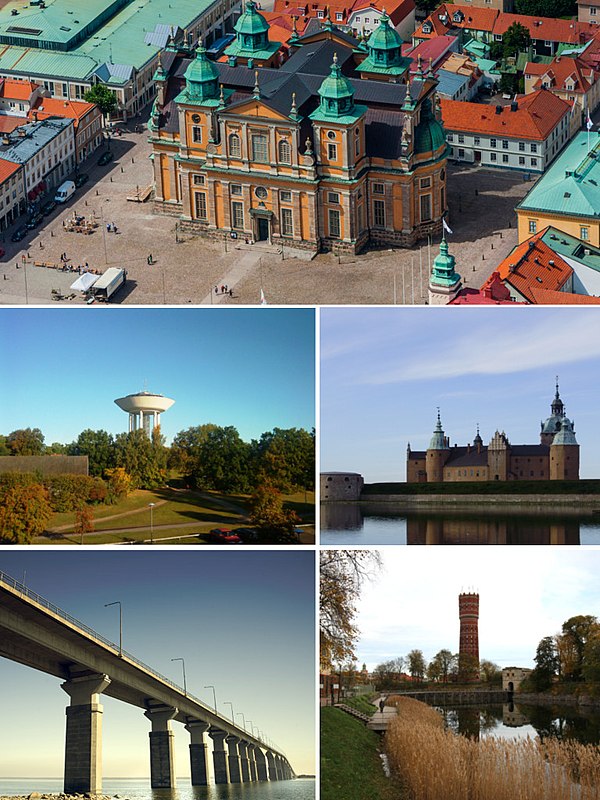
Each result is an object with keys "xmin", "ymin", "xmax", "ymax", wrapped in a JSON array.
[
  {"xmin": 200, "ymin": 250, "xmax": 265, "ymax": 304},
  {"xmin": 368, "ymin": 696, "xmax": 398, "ymax": 732}
]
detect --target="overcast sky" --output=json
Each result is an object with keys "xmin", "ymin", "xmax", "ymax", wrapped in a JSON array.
[
  {"xmin": 321, "ymin": 306, "xmax": 600, "ymax": 481},
  {"xmin": 0, "ymin": 551, "xmax": 315, "ymax": 778},
  {"xmin": 353, "ymin": 547, "xmax": 600, "ymax": 672}
]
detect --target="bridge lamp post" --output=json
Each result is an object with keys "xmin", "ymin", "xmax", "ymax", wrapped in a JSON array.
[
  {"xmin": 236, "ymin": 712, "xmax": 246, "ymax": 730},
  {"xmin": 104, "ymin": 600, "xmax": 122, "ymax": 657},
  {"xmin": 204, "ymin": 685, "xmax": 217, "ymax": 713},
  {"xmin": 171, "ymin": 657, "xmax": 187, "ymax": 696},
  {"xmin": 148, "ymin": 502, "xmax": 156, "ymax": 544},
  {"xmin": 224, "ymin": 701, "xmax": 235, "ymax": 722}
]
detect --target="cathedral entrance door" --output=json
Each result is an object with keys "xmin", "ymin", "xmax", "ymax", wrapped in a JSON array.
[{"xmin": 257, "ymin": 217, "xmax": 269, "ymax": 242}]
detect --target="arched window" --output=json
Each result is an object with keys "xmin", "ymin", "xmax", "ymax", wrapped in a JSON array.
[
  {"xmin": 229, "ymin": 132, "xmax": 241, "ymax": 158},
  {"xmin": 278, "ymin": 138, "xmax": 291, "ymax": 164}
]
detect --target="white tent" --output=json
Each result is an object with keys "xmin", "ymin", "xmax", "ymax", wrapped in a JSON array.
[{"xmin": 70, "ymin": 273, "xmax": 98, "ymax": 292}]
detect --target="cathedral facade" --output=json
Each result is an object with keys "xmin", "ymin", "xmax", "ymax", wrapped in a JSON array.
[
  {"xmin": 148, "ymin": 4, "xmax": 449, "ymax": 254},
  {"xmin": 406, "ymin": 384, "xmax": 580, "ymax": 483}
]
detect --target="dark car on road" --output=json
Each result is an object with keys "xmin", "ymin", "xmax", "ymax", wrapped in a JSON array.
[
  {"xmin": 26, "ymin": 212, "xmax": 43, "ymax": 229},
  {"xmin": 41, "ymin": 199, "xmax": 57, "ymax": 216},
  {"xmin": 97, "ymin": 151, "xmax": 112, "ymax": 166},
  {"xmin": 207, "ymin": 528, "xmax": 242, "ymax": 544},
  {"xmin": 11, "ymin": 225, "xmax": 28, "ymax": 241},
  {"xmin": 75, "ymin": 173, "xmax": 88, "ymax": 188},
  {"xmin": 232, "ymin": 527, "xmax": 260, "ymax": 543}
]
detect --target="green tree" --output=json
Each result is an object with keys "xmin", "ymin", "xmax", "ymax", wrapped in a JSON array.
[
  {"xmin": 6, "ymin": 427, "xmax": 45, "ymax": 455},
  {"xmin": 560, "ymin": 615, "xmax": 600, "ymax": 681},
  {"xmin": 515, "ymin": 0, "xmax": 576, "ymax": 17},
  {"xmin": 84, "ymin": 84, "xmax": 118, "ymax": 117},
  {"xmin": 114, "ymin": 428, "xmax": 168, "ymax": 489},
  {"xmin": 194, "ymin": 426, "xmax": 251, "ymax": 492},
  {"xmin": 415, "ymin": 0, "xmax": 440, "ymax": 14},
  {"xmin": 531, "ymin": 636, "xmax": 559, "ymax": 690},
  {"xmin": 69, "ymin": 429, "xmax": 116, "ymax": 477},
  {"xmin": 252, "ymin": 427, "xmax": 315, "ymax": 492},
  {"xmin": 429, "ymin": 649, "xmax": 456, "ymax": 683},
  {"xmin": 480, "ymin": 659, "xmax": 502, "ymax": 685},
  {"xmin": 0, "ymin": 435, "xmax": 10, "ymax": 456},
  {"xmin": 501, "ymin": 22, "xmax": 530, "ymax": 59},
  {"xmin": 168, "ymin": 424, "xmax": 220, "ymax": 480},
  {"xmin": 582, "ymin": 632, "xmax": 600, "ymax": 683},
  {"xmin": 0, "ymin": 483, "xmax": 52, "ymax": 543},
  {"xmin": 248, "ymin": 483, "xmax": 300, "ymax": 537},
  {"xmin": 407, "ymin": 649, "xmax": 427, "ymax": 682},
  {"xmin": 457, "ymin": 652, "xmax": 480, "ymax": 682},
  {"xmin": 320, "ymin": 550, "xmax": 381, "ymax": 671}
]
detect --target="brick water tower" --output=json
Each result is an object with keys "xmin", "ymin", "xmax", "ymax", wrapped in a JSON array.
[{"xmin": 459, "ymin": 591, "xmax": 479, "ymax": 682}]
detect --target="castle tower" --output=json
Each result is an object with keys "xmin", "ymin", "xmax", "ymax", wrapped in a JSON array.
[
  {"xmin": 488, "ymin": 430, "xmax": 509, "ymax": 481},
  {"xmin": 540, "ymin": 378, "xmax": 566, "ymax": 446},
  {"xmin": 459, "ymin": 592, "xmax": 479, "ymax": 682},
  {"xmin": 425, "ymin": 409, "xmax": 450, "ymax": 482},
  {"xmin": 550, "ymin": 418, "xmax": 579, "ymax": 480}
]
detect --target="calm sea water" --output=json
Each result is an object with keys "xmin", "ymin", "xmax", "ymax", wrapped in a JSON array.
[{"xmin": 0, "ymin": 779, "xmax": 315, "ymax": 800}]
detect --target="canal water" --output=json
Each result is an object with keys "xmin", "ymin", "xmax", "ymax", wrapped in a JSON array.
[
  {"xmin": 320, "ymin": 502, "xmax": 600, "ymax": 545},
  {"xmin": 437, "ymin": 703, "xmax": 600, "ymax": 745},
  {"xmin": 0, "ymin": 779, "xmax": 315, "ymax": 800}
]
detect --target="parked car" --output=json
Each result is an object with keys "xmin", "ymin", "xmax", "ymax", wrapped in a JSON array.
[
  {"xmin": 11, "ymin": 225, "xmax": 28, "ymax": 241},
  {"xmin": 41, "ymin": 199, "xmax": 57, "ymax": 216},
  {"xmin": 75, "ymin": 173, "xmax": 88, "ymax": 188},
  {"xmin": 232, "ymin": 527, "xmax": 260, "ymax": 543},
  {"xmin": 207, "ymin": 528, "xmax": 242, "ymax": 544},
  {"xmin": 0, "ymin": 246, "xmax": 5, "ymax": 258},
  {"xmin": 26, "ymin": 212, "xmax": 43, "ymax": 229},
  {"xmin": 97, "ymin": 151, "xmax": 112, "ymax": 166}
]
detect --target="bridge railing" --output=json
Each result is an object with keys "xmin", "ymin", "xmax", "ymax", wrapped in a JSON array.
[{"xmin": 0, "ymin": 569, "xmax": 267, "ymax": 748}]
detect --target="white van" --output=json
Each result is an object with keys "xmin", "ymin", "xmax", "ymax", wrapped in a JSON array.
[{"xmin": 54, "ymin": 180, "xmax": 76, "ymax": 203}]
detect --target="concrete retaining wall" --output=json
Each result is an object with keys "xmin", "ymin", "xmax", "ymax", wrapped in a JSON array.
[{"xmin": 361, "ymin": 494, "xmax": 600, "ymax": 508}]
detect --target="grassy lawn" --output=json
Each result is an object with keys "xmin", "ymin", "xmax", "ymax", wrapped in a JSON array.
[
  {"xmin": 342, "ymin": 695, "xmax": 378, "ymax": 715},
  {"xmin": 321, "ymin": 707, "xmax": 408, "ymax": 800}
]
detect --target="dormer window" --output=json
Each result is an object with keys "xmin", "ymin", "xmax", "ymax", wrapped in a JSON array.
[
  {"xmin": 317, "ymin": 9, "xmax": 324, "ymax": 17},
  {"xmin": 453, "ymin": 11, "xmax": 463, "ymax": 21},
  {"xmin": 423, "ymin": 21, "xmax": 432, "ymax": 32},
  {"xmin": 336, "ymin": 12, "xmax": 343, "ymax": 20}
]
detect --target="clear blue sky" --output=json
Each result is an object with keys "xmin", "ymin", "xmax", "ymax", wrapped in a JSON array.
[
  {"xmin": 321, "ymin": 306, "xmax": 600, "ymax": 481},
  {"xmin": 0, "ymin": 308, "xmax": 315, "ymax": 446},
  {"xmin": 356, "ymin": 548, "xmax": 600, "ymax": 671},
  {"xmin": 0, "ymin": 551, "xmax": 315, "ymax": 778}
]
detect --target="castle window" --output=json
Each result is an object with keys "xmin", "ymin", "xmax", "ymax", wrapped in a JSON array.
[
  {"xmin": 192, "ymin": 125, "xmax": 202, "ymax": 143},
  {"xmin": 231, "ymin": 184, "xmax": 243, "ymax": 196},
  {"xmin": 420, "ymin": 193, "xmax": 432, "ymax": 222},
  {"xmin": 328, "ymin": 191, "xmax": 340, "ymax": 204},
  {"xmin": 280, "ymin": 190, "xmax": 292, "ymax": 203},
  {"xmin": 229, "ymin": 132, "xmax": 241, "ymax": 158},
  {"xmin": 328, "ymin": 208, "xmax": 341, "ymax": 238},
  {"xmin": 231, "ymin": 201, "xmax": 244, "ymax": 229},
  {"xmin": 372, "ymin": 182, "xmax": 385, "ymax": 194},
  {"xmin": 281, "ymin": 207, "xmax": 293, "ymax": 236},
  {"xmin": 278, "ymin": 138, "xmax": 291, "ymax": 164},
  {"xmin": 328, "ymin": 143, "xmax": 338, "ymax": 161},
  {"xmin": 373, "ymin": 198, "xmax": 385, "ymax": 227},
  {"xmin": 252, "ymin": 133, "xmax": 269, "ymax": 163},
  {"xmin": 194, "ymin": 191, "xmax": 207, "ymax": 220},
  {"xmin": 420, "ymin": 177, "xmax": 431, "ymax": 189},
  {"xmin": 193, "ymin": 175, "xmax": 205, "ymax": 185}
]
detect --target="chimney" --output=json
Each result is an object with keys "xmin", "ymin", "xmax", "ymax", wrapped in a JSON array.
[
  {"xmin": 510, "ymin": 100, "xmax": 518, "ymax": 111},
  {"xmin": 495, "ymin": 104, "xmax": 502, "ymax": 114}
]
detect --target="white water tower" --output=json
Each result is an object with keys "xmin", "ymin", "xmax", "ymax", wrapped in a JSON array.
[{"xmin": 114, "ymin": 391, "xmax": 175, "ymax": 435}]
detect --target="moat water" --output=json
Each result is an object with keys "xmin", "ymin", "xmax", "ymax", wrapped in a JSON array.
[
  {"xmin": 320, "ymin": 503, "xmax": 600, "ymax": 545},
  {"xmin": 437, "ymin": 703, "xmax": 600, "ymax": 746}
]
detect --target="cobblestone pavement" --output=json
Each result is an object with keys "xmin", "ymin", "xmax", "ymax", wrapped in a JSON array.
[{"xmin": 0, "ymin": 132, "xmax": 532, "ymax": 305}]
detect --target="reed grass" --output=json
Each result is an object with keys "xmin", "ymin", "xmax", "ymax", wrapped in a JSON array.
[{"xmin": 386, "ymin": 697, "xmax": 600, "ymax": 800}]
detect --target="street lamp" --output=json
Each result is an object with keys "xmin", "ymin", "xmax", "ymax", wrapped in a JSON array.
[
  {"xmin": 148, "ymin": 502, "xmax": 155, "ymax": 544},
  {"xmin": 204, "ymin": 685, "xmax": 217, "ymax": 713},
  {"xmin": 224, "ymin": 701, "xmax": 235, "ymax": 722},
  {"xmin": 171, "ymin": 657, "xmax": 187, "ymax": 696},
  {"xmin": 236, "ymin": 712, "xmax": 246, "ymax": 730},
  {"xmin": 104, "ymin": 601, "xmax": 122, "ymax": 657}
]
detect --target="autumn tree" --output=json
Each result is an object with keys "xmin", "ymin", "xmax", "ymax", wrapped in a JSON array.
[
  {"xmin": 407, "ymin": 649, "xmax": 427, "ymax": 682},
  {"xmin": 320, "ymin": 550, "xmax": 381, "ymax": 671},
  {"xmin": 0, "ymin": 483, "xmax": 52, "ymax": 543},
  {"xmin": 480, "ymin": 659, "xmax": 502, "ymax": 685},
  {"xmin": 74, "ymin": 506, "xmax": 95, "ymax": 544},
  {"xmin": 559, "ymin": 615, "xmax": 600, "ymax": 681},
  {"xmin": 104, "ymin": 467, "xmax": 132, "ymax": 502},
  {"xmin": 428, "ymin": 649, "xmax": 456, "ymax": 683},
  {"xmin": 6, "ymin": 427, "xmax": 45, "ymax": 456}
]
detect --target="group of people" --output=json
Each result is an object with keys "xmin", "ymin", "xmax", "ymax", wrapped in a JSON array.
[
  {"xmin": 215, "ymin": 284, "xmax": 233, "ymax": 296},
  {"xmin": 106, "ymin": 222, "xmax": 119, "ymax": 234}
]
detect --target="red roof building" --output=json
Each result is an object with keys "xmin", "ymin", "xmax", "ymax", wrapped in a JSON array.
[
  {"xmin": 524, "ymin": 55, "xmax": 599, "ymax": 125},
  {"xmin": 29, "ymin": 97, "xmax": 103, "ymax": 165}
]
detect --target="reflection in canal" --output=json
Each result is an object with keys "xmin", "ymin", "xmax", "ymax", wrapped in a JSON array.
[
  {"xmin": 437, "ymin": 703, "xmax": 600, "ymax": 746},
  {"xmin": 320, "ymin": 502, "xmax": 600, "ymax": 545}
]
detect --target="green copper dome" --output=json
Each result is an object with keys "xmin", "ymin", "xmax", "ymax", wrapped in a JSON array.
[
  {"xmin": 367, "ymin": 12, "xmax": 403, "ymax": 58},
  {"xmin": 431, "ymin": 236, "xmax": 460, "ymax": 287},
  {"xmin": 317, "ymin": 54, "xmax": 355, "ymax": 116},
  {"xmin": 234, "ymin": 1, "xmax": 270, "ymax": 50},
  {"xmin": 429, "ymin": 411, "xmax": 449, "ymax": 450},
  {"xmin": 414, "ymin": 97, "xmax": 446, "ymax": 155},
  {"xmin": 183, "ymin": 44, "xmax": 219, "ymax": 101}
]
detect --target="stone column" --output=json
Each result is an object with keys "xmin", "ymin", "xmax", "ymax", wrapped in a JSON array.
[
  {"xmin": 254, "ymin": 747, "xmax": 268, "ymax": 781},
  {"xmin": 275, "ymin": 755, "xmax": 284, "ymax": 780},
  {"xmin": 185, "ymin": 720, "xmax": 210, "ymax": 786},
  {"xmin": 226, "ymin": 735, "xmax": 242, "ymax": 783},
  {"xmin": 61, "ymin": 673, "xmax": 111, "ymax": 795},
  {"xmin": 266, "ymin": 750, "xmax": 278, "ymax": 781},
  {"xmin": 144, "ymin": 705, "xmax": 178, "ymax": 789},
  {"xmin": 247, "ymin": 745, "xmax": 258, "ymax": 782},
  {"xmin": 209, "ymin": 728, "xmax": 230, "ymax": 784},
  {"xmin": 238, "ymin": 740, "xmax": 251, "ymax": 782}
]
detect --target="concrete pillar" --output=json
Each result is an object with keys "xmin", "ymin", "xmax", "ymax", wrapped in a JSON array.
[
  {"xmin": 209, "ymin": 728, "xmax": 230, "ymax": 784},
  {"xmin": 238, "ymin": 740, "xmax": 251, "ymax": 782},
  {"xmin": 226, "ymin": 735, "xmax": 242, "ymax": 783},
  {"xmin": 254, "ymin": 747, "xmax": 268, "ymax": 781},
  {"xmin": 185, "ymin": 720, "xmax": 210, "ymax": 786},
  {"xmin": 61, "ymin": 673, "xmax": 111, "ymax": 795},
  {"xmin": 275, "ymin": 755, "xmax": 284, "ymax": 780},
  {"xmin": 247, "ymin": 745, "xmax": 258, "ymax": 782},
  {"xmin": 144, "ymin": 705, "xmax": 178, "ymax": 789},
  {"xmin": 266, "ymin": 750, "xmax": 278, "ymax": 781}
]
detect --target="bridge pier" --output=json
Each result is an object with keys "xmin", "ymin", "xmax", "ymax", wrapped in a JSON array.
[
  {"xmin": 185, "ymin": 720, "xmax": 210, "ymax": 786},
  {"xmin": 61, "ymin": 673, "xmax": 111, "ymax": 795},
  {"xmin": 247, "ymin": 744, "xmax": 258, "ymax": 781},
  {"xmin": 266, "ymin": 750, "xmax": 278, "ymax": 781},
  {"xmin": 144, "ymin": 705, "xmax": 178, "ymax": 788},
  {"xmin": 209, "ymin": 728, "xmax": 230, "ymax": 784},
  {"xmin": 226, "ymin": 735, "xmax": 242, "ymax": 783},
  {"xmin": 238, "ymin": 740, "xmax": 251, "ymax": 781},
  {"xmin": 254, "ymin": 747, "xmax": 269, "ymax": 781}
]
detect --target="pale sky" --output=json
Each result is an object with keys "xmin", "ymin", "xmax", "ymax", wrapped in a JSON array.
[
  {"xmin": 321, "ymin": 306, "xmax": 600, "ymax": 481},
  {"xmin": 353, "ymin": 547, "xmax": 600, "ymax": 672},
  {"xmin": 0, "ymin": 551, "xmax": 315, "ymax": 779}
]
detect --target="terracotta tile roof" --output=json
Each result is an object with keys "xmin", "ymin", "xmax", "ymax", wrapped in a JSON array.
[
  {"xmin": 0, "ymin": 78, "xmax": 39, "ymax": 101},
  {"xmin": 350, "ymin": 0, "xmax": 415, "ymax": 25},
  {"xmin": 30, "ymin": 97, "xmax": 96, "ymax": 130},
  {"xmin": 524, "ymin": 56, "xmax": 596, "ymax": 94},
  {"xmin": 493, "ymin": 230, "xmax": 573, "ymax": 302},
  {"xmin": 414, "ymin": 4, "xmax": 498, "ymax": 39},
  {"xmin": 0, "ymin": 157, "xmax": 21, "ymax": 184},
  {"xmin": 492, "ymin": 13, "xmax": 597, "ymax": 44},
  {"xmin": 528, "ymin": 286, "xmax": 600, "ymax": 303},
  {"xmin": 402, "ymin": 35, "xmax": 456, "ymax": 73},
  {"xmin": 0, "ymin": 116, "xmax": 27, "ymax": 134},
  {"xmin": 440, "ymin": 89, "xmax": 571, "ymax": 141},
  {"xmin": 451, "ymin": 272, "xmax": 523, "ymax": 304}
]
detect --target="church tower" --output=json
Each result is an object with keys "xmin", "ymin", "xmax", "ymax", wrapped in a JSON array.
[
  {"xmin": 428, "ymin": 235, "xmax": 462, "ymax": 305},
  {"xmin": 540, "ymin": 379, "xmax": 566, "ymax": 446},
  {"xmin": 459, "ymin": 592, "xmax": 480, "ymax": 682},
  {"xmin": 425, "ymin": 409, "xmax": 450, "ymax": 482},
  {"xmin": 550, "ymin": 418, "xmax": 579, "ymax": 480}
]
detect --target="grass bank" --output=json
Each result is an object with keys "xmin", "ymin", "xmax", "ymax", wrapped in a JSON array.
[
  {"xmin": 321, "ymin": 707, "xmax": 407, "ymax": 800},
  {"xmin": 386, "ymin": 697, "xmax": 600, "ymax": 800},
  {"xmin": 361, "ymin": 480, "xmax": 600, "ymax": 496}
]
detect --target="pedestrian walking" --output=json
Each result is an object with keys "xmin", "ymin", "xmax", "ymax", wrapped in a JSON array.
[{"xmin": 379, "ymin": 698, "xmax": 385, "ymax": 713}]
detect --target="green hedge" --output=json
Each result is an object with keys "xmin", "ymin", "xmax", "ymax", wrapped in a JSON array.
[{"xmin": 361, "ymin": 480, "xmax": 600, "ymax": 496}]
